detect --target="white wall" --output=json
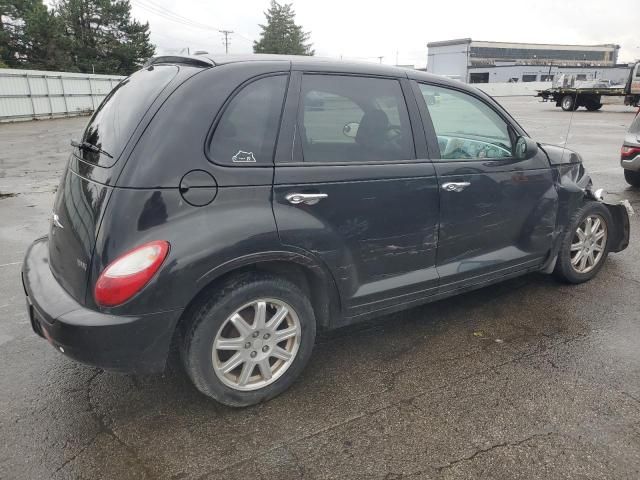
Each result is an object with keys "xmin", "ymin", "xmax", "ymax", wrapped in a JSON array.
[
  {"xmin": 474, "ymin": 82, "xmax": 549, "ymax": 97},
  {"xmin": 469, "ymin": 65, "xmax": 631, "ymax": 85},
  {"xmin": 0, "ymin": 68, "xmax": 125, "ymax": 121},
  {"xmin": 427, "ymin": 43, "xmax": 469, "ymax": 81}
]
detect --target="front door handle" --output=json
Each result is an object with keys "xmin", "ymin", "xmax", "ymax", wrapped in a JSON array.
[
  {"xmin": 285, "ymin": 192, "xmax": 328, "ymax": 205},
  {"xmin": 442, "ymin": 181, "xmax": 471, "ymax": 193}
]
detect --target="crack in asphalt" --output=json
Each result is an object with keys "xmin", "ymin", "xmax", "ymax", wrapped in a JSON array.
[
  {"xmin": 53, "ymin": 369, "xmax": 157, "ymax": 479},
  {"xmin": 285, "ymin": 445, "xmax": 306, "ymax": 479},
  {"xmin": 621, "ymin": 391, "xmax": 640, "ymax": 407},
  {"xmin": 52, "ymin": 434, "xmax": 99, "ymax": 475},
  {"xmin": 196, "ymin": 334, "xmax": 585, "ymax": 478},
  {"xmin": 434, "ymin": 432, "xmax": 555, "ymax": 473},
  {"xmin": 52, "ymin": 370, "xmax": 103, "ymax": 476}
]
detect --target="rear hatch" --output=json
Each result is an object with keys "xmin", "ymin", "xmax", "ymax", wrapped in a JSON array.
[{"xmin": 48, "ymin": 64, "xmax": 181, "ymax": 305}]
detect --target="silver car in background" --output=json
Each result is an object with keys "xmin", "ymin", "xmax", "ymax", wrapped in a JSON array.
[{"xmin": 622, "ymin": 111, "xmax": 640, "ymax": 187}]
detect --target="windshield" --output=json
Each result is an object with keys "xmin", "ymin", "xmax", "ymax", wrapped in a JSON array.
[{"xmin": 79, "ymin": 65, "xmax": 179, "ymax": 167}]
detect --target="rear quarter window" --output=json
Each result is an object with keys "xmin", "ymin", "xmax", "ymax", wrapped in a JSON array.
[
  {"xmin": 208, "ymin": 75, "xmax": 288, "ymax": 166},
  {"xmin": 80, "ymin": 65, "xmax": 179, "ymax": 167}
]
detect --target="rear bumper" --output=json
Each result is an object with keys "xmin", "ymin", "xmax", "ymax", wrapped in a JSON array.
[
  {"xmin": 22, "ymin": 237, "xmax": 182, "ymax": 373},
  {"xmin": 621, "ymin": 154, "xmax": 640, "ymax": 172}
]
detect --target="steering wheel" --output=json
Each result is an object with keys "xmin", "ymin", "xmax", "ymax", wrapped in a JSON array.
[{"xmin": 447, "ymin": 148, "xmax": 472, "ymax": 159}]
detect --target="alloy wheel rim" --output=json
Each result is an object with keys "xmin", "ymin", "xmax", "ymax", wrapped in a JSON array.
[
  {"xmin": 570, "ymin": 214, "xmax": 607, "ymax": 274},
  {"xmin": 212, "ymin": 298, "xmax": 301, "ymax": 391}
]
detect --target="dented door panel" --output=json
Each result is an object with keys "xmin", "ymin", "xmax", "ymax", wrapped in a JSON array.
[
  {"xmin": 435, "ymin": 153, "xmax": 557, "ymax": 290},
  {"xmin": 273, "ymin": 163, "xmax": 440, "ymax": 316}
]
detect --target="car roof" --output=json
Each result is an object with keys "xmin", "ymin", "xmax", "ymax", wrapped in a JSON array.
[
  {"xmin": 148, "ymin": 53, "xmax": 463, "ymax": 88},
  {"xmin": 146, "ymin": 54, "xmax": 510, "ymax": 122}
]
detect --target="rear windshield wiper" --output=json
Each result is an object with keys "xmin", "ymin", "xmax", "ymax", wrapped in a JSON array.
[{"xmin": 70, "ymin": 140, "xmax": 113, "ymax": 159}]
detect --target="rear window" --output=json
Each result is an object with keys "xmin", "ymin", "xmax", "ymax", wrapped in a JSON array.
[{"xmin": 79, "ymin": 65, "xmax": 179, "ymax": 167}]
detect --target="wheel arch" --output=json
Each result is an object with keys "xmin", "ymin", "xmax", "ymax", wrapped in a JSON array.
[{"xmin": 174, "ymin": 250, "xmax": 343, "ymax": 339}]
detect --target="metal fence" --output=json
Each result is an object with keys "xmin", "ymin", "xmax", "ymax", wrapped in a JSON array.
[{"xmin": 0, "ymin": 68, "xmax": 125, "ymax": 122}]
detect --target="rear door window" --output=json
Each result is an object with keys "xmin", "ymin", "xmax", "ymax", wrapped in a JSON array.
[
  {"xmin": 80, "ymin": 65, "xmax": 179, "ymax": 167},
  {"xmin": 209, "ymin": 75, "xmax": 288, "ymax": 166},
  {"xmin": 299, "ymin": 75, "xmax": 415, "ymax": 163}
]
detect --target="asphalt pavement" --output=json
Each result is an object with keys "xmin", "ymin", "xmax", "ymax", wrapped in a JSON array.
[{"xmin": 0, "ymin": 97, "xmax": 639, "ymax": 479}]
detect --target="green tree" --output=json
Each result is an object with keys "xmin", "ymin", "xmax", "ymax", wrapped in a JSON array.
[
  {"xmin": 253, "ymin": 1, "xmax": 313, "ymax": 56},
  {"xmin": 0, "ymin": 0, "xmax": 22, "ymax": 67},
  {"xmin": 21, "ymin": 4, "xmax": 72, "ymax": 70},
  {"xmin": 0, "ymin": 0, "xmax": 67, "ymax": 69},
  {"xmin": 56, "ymin": 0, "xmax": 155, "ymax": 75}
]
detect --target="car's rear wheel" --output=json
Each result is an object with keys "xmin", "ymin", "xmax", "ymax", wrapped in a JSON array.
[
  {"xmin": 624, "ymin": 169, "xmax": 640, "ymax": 187},
  {"xmin": 561, "ymin": 95, "xmax": 577, "ymax": 111},
  {"xmin": 554, "ymin": 201, "xmax": 612, "ymax": 284},
  {"xmin": 181, "ymin": 273, "xmax": 316, "ymax": 407}
]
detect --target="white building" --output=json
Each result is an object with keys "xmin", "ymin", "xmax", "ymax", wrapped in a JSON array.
[{"xmin": 427, "ymin": 39, "xmax": 630, "ymax": 84}]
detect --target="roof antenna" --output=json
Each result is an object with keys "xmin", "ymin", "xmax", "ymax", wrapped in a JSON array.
[{"xmin": 559, "ymin": 75, "xmax": 579, "ymax": 164}]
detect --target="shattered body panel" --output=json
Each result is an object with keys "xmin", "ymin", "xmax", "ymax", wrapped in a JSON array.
[{"xmin": 539, "ymin": 143, "xmax": 631, "ymax": 271}]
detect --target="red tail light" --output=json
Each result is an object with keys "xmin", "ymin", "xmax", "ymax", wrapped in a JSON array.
[
  {"xmin": 94, "ymin": 240, "xmax": 170, "ymax": 307},
  {"xmin": 621, "ymin": 145, "xmax": 640, "ymax": 160}
]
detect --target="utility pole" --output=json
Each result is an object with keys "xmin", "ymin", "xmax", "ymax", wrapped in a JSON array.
[
  {"xmin": 376, "ymin": 56, "xmax": 383, "ymax": 64},
  {"xmin": 220, "ymin": 30, "xmax": 233, "ymax": 54}
]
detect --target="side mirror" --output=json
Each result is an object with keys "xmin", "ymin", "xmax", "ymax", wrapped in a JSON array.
[
  {"xmin": 343, "ymin": 122, "xmax": 360, "ymax": 138},
  {"xmin": 515, "ymin": 136, "xmax": 539, "ymax": 160}
]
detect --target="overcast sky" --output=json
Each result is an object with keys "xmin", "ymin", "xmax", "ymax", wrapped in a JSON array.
[{"xmin": 130, "ymin": 0, "xmax": 640, "ymax": 66}]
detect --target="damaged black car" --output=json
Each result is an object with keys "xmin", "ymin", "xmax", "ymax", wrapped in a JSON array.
[{"xmin": 22, "ymin": 55, "xmax": 632, "ymax": 407}]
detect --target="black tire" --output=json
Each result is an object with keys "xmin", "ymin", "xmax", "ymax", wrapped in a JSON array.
[
  {"xmin": 624, "ymin": 169, "xmax": 640, "ymax": 187},
  {"xmin": 180, "ymin": 273, "xmax": 316, "ymax": 407},
  {"xmin": 560, "ymin": 94, "xmax": 577, "ymax": 111},
  {"xmin": 554, "ymin": 201, "xmax": 613, "ymax": 284},
  {"xmin": 585, "ymin": 102, "xmax": 603, "ymax": 111}
]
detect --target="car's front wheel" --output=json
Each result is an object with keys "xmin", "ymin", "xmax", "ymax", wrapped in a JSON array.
[
  {"xmin": 554, "ymin": 201, "xmax": 612, "ymax": 284},
  {"xmin": 181, "ymin": 273, "xmax": 316, "ymax": 407}
]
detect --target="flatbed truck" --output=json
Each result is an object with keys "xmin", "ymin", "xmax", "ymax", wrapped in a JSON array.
[{"xmin": 536, "ymin": 62, "xmax": 640, "ymax": 111}]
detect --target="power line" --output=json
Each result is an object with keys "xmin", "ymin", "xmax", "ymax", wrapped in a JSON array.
[
  {"xmin": 137, "ymin": 0, "xmax": 253, "ymax": 43},
  {"xmin": 132, "ymin": 0, "xmax": 254, "ymax": 44},
  {"xmin": 136, "ymin": 0, "xmax": 223, "ymax": 31}
]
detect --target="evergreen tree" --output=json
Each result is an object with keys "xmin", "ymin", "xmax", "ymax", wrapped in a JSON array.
[
  {"xmin": 56, "ymin": 0, "xmax": 155, "ymax": 75},
  {"xmin": 0, "ymin": 0, "xmax": 21, "ymax": 66},
  {"xmin": 21, "ymin": 4, "xmax": 72, "ymax": 70},
  {"xmin": 0, "ymin": 0, "xmax": 68, "ymax": 69},
  {"xmin": 1, "ymin": 0, "xmax": 152, "ymax": 73},
  {"xmin": 253, "ymin": 1, "xmax": 313, "ymax": 56}
]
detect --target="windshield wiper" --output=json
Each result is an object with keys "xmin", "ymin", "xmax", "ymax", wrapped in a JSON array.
[{"xmin": 70, "ymin": 140, "xmax": 113, "ymax": 159}]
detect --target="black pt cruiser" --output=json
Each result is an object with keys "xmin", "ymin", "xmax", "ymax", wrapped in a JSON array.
[{"xmin": 22, "ymin": 54, "xmax": 632, "ymax": 407}]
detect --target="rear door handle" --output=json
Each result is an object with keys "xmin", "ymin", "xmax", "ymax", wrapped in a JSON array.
[
  {"xmin": 285, "ymin": 192, "xmax": 328, "ymax": 205},
  {"xmin": 442, "ymin": 181, "xmax": 471, "ymax": 192}
]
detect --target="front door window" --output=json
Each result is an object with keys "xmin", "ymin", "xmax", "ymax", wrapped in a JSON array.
[{"xmin": 418, "ymin": 84, "xmax": 513, "ymax": 160}]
